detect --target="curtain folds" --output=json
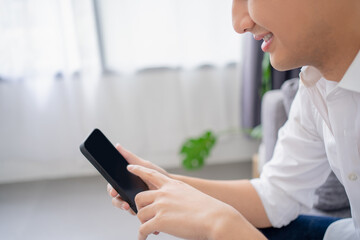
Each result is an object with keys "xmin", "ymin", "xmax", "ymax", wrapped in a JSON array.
[{"xmin": 0, "ymin": 65, "xmax": 264, "ymax": 183}]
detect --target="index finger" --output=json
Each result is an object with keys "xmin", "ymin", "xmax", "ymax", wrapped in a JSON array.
[{"xmin": 127, "ymin": 165, "xmax": 168, "ymax": 189}]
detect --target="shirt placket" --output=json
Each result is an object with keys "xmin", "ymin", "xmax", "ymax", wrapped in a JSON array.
[{"xmin": 327, "ymin": 89, "xmax": 360, "ymax": 234}]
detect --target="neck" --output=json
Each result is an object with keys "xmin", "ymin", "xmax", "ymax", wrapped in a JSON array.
[
  {"xmin": 314, "ymin": 1, "xmax": 360, "ymax": 82},
  {"xmin": 318, "ymin": 48, "xmax": 359, "ymax": 82}
]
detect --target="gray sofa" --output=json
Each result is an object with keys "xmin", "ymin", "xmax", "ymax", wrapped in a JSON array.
[{"xmin": 260, "ymin": 78, "xmax": 351, "ymax": 218}]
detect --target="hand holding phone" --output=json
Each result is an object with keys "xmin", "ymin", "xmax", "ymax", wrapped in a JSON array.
[{"xmin": 80, "ymin": 129, "xmax": 149, "ymax": 213}]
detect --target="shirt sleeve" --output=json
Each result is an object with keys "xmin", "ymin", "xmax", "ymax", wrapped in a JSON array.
[{"xmin": 251, "ymin": 83, "xmax": 332, "ymax": 228}]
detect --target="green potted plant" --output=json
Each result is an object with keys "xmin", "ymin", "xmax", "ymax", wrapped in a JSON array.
[{"xmin": 179, "ymin": 53, "xmax": 271, "ymax": 170}]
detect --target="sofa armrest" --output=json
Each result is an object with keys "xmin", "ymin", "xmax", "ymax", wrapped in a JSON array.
[{"xmin": 261, "ymin": 90, "xmax": 288, "ymax": 163}]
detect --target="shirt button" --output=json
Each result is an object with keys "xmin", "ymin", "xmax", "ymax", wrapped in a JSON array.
[{"xmin": 348, "ymin": 173, "xmax": 358, "ymax": 181}]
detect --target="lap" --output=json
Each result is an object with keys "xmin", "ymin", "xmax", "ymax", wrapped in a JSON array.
[{"xmin": 259, "ymin": 215, "xmax": 340, "ymax": 240}]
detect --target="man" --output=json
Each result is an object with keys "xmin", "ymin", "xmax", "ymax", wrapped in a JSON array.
[{"xmin": 108, "ymin": 0, "xmax": 360, "ymax": 239}]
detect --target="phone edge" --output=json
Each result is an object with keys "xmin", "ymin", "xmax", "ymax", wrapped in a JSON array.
[{"xmin": 79, "ymin": 142, "xmax": 138, "ymax": 213}]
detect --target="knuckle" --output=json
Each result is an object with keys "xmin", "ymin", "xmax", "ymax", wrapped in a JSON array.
[
  {"xmin": 135, "ymin": 192, "xmax": 143, "ymax": 204},
  {"xmin": 111, "ymin": 197, "xmax": 121, "ymax": 208},
  {"xmin": 155, "ymin": 198, "xmax": 168, "ymax": 210},
  {"xmin": 154, "ymin": 214, "xmax": 164, "ymax": 226},
  {"xmin": 156, "ymin": 189, "xmax": 167, "ymax": 198},
  {"xmin": 172, "ymin": 179, "xmax": 182, "ymax": 185},
  {"xmin": 139, "ymin": 225, "xmax": 148, "ymax": 237},
  {"xmin": 143, "ymin": 160, "xmax": 151, "ymax": 167},
  {"xmin": 144, "ymin": 169, "xmax": 156, "ymax": 179},
  {"xmin": 137, "ymin": 209, "xmax": 145, "ymax": 223}
]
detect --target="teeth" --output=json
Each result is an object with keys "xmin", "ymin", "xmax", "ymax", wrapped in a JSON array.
[{"xmin": 263, "ymin": 33, "xmax": 273, "ymax": 41}]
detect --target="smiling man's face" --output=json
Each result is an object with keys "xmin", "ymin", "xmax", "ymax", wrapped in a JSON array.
[{"xmin": 232, "ymin": 0, "xmax": 340, "ymax": 72}]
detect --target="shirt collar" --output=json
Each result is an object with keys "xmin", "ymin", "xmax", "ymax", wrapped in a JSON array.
[
  {"xmin": 299, "ymin": 66, "xmax": 322, "ymax": 88},
  {"xmin": 300, "ymin": 50, "xmax": 360, "ymax": 93},
  {"xmin": 338, "ymin": 50, "xmax": 360, "ymax": 93}
]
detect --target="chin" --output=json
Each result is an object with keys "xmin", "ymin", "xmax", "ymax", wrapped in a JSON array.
[{"xmin": 270, "ymin": 54, "xmax": 302, "ymax": 71}]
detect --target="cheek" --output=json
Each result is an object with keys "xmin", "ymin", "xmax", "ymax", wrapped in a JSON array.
[
  {"xmin": 247, "ymin": 0, "xmax": 321, "ymax": 70},
  {"xmin": 248, "ymin": 0, "xmax": 299, "ymax": 39},
  {"xmin": 246, "ymin": 0, "xmax": 259, "ymax": 24},
  {"xmin": 247, "ymin": 0, "xmax": 277, "ymax": 29}
]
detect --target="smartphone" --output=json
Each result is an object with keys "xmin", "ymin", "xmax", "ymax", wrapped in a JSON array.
[{"xmin": 80, "ymin": 128, "xmax": 148, "ymax": 213}]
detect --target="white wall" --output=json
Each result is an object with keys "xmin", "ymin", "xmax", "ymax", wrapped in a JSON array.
[{"xmin": 0, "ymin": 66, "xmax": 259, "ymax": 183}]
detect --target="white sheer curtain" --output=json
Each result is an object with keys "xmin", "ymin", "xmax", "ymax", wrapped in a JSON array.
[
  {"xmin": 0, "ymin": 0, "xmax": 260, "ymax": 183},
  {"xmin": 0, "ymin": 0, "xmax": 99, "ymax": 81},
  {"xmin": 99, "ymin": 0, "xmax": 240, "ymax": 72},
  {"xmin": 0, "ymin": 0, "xmax": 239, "ymax": 77}
]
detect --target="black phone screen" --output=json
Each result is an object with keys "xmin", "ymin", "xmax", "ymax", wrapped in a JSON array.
[{"xmin": 81, "ymin": 129, "xmax": 148, "ymax": 212}]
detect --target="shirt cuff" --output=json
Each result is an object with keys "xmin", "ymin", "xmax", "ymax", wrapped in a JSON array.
[{"xmin": 250, "ymin": 178, "xmax": 301, "ymax": 228}]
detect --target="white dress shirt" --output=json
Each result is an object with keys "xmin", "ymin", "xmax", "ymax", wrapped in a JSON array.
[{"xmin": 251, "ymin": 50, "xmax": 360, "ymax": 239}]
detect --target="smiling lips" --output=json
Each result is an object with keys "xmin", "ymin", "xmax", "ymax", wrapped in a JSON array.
[{"xmin": 253, "ymin": 32, "xmax": 274, "ymax": 52}]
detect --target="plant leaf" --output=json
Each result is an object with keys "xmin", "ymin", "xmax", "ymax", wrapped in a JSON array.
[{"xmin": 179, "ymin": 130, "xmax": 217, "ymax": 170}]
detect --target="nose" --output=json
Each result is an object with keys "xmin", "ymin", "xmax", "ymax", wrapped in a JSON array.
[{"xmin": 232, "ymin": 0, "xmax": 255, "ymax": 34}]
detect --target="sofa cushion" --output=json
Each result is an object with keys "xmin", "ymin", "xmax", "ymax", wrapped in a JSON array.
[
  {"xmin": 314, "ymin": 172, "xmax": 351, "ymax": 213},
  {"xmin": 280, "ymin": 78, "xmax": 299, "ymax": 116}
]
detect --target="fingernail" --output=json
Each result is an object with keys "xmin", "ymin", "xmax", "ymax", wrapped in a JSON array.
[
  {"xmin": 115, "ymin": 143, "xmax": 120, "ymax": 148},
  {"xmin": 127, "ymin": 165, "xmax": 135, "ymax": 170}
]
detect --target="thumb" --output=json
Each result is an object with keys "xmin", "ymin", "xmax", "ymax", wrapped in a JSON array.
[
  {"xmin": 116, "ymin": 144, "xmax": 143, "ymax": 165},
  {"xmin": 127, "ymin": 165, "xmax": 168, "ymax": 189}
]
